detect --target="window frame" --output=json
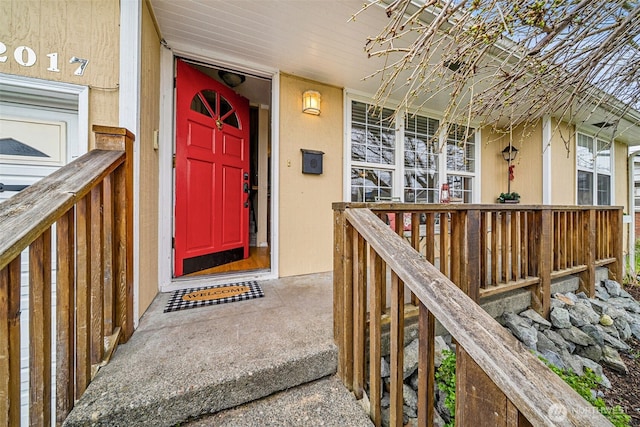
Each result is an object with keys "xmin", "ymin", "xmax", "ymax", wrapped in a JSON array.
[
  {"xmin": 344, "ymin": 91, "xmax": 480, "ymax": 203},
  {"xmin": 575, "ymin": 130, "xmax": 614, "ymax": 206}
]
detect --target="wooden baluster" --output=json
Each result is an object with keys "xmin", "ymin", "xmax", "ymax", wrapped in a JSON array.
[
  {"xmin": 389, "ymin": 271, "xmax": 404, "ymax": 427},
  {"xmin": 425, "ymin": 212, "xmax": 435, "ymax": 265},
  {"xmin": 563, "ymin": 212, "xmax": 568, "ymax": 270},
  {"xmin": 369, "ymin": 249, "xmax": 383, "ymax": 427},
  {"xmin": 501, "ymin": 211, "xmax": 509, "ymax": 283},
  {"xmin": 76, "ymin": 195, "xmax": 91, "ymax": 396},
  {"xmin": 90, "ymin": 185, "xmax": 104, "ymax": 366},
  {"xmin": 568, "ymin": 212, "xmax": 575, "ymax": 268},
  {"xmin": 480, "ymin": 211, "xmax": 487, "ymax": 289},
  {"xmin": 450, "ymin": 211, "xmax": 463, "ymax": 288},
  {"xmin": 511, "ymin": 211, "xmax": 520, "ymax": 281},
  {"xmin": 491, "ymin": 212, "xmax": 498, "ymax": 285},
  {"xmin": 0, "ymin": 257, "xmax": 21, "ymax": 427},
  {"xmin": 521, "ymin": 211, "xmax": 528, "ymax": 278},
  {"xmin": 410, "ymin": 212, "xmax": 421, "ymax": 306},
  {"xmin": 611, "ymin": 209, "xmax": 623, "ymax": 282},
  {"xmin": 352, "ymin": 230, "xmax": 366, "ymax": 399},
  {"xmin": 440, "ymin": 213, "xmax": 450, "ymax": 277},
  {"xmin": 56, "ymin": 210, "xmax": 76, "ymax": 423},
  {"xmin": 30, "ymin": 230, "xmax": 52, "ymax": 426},
  {"xmin": 417, "ymin": 301, "xmax": 435, "ymax": 427},
  {"xmin": 103, "ymin": 175, "xmax": 115, "ymax": 337}
]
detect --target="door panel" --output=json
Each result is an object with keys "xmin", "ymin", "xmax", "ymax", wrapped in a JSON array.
[{"xmin": 175, "ymin": 60, "xmax": 250, "ymax": 277}]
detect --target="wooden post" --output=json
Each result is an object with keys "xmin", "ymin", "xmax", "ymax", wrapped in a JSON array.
[
  {"xmin": 456, "ymin": 347, "xmax": 531, "ymax": 426},
  {"xmin": 333, "ymin": 209, "xmax": 345, "ymax": 374},
  {"xmin": 610, "ymin": 208, "xmax": 623, "ymax": 282},
  {"xmin": 0, "ymin": 258, "xmax": 21, "ymax": 427},
  {"xmin": 342, "ymin": 219, "xmax": 354, "ymax": 391},
  {"xmin": 578, "ymin": 209, "xmax": 596, "ymax": 297},
  {"xmin": 93, "ymin": 125, "xmax": 135, "ymax": 342},
  {"xmin": 532, "ymin": 210, "xmax": 551, "ymax": 318}
]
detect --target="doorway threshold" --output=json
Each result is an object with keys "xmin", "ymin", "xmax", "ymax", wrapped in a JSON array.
[{"xmin": 161, "ymin": 269, "xmax": 276, "ymax": 293}]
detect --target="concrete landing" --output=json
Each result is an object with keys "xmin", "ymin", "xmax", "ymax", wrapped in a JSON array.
[
  {"xmin": 185, "ymin": 376, "xmax": 374, "ymax": 426},
  {"xmin": 63, "ymin": 272, "xmax": 349, "ymax": 427}
]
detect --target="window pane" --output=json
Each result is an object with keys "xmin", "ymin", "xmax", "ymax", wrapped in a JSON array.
[
  {"xmin": 351, "ymin": 168, "xmax": 393, "ymax": 202},
  {"xmin": 597, "ymin": 174, "xmax": 611, "ymax": 205},
  {"xmin": 190, "ymin": 93, "xmax": 213, "ymax": 118},
  {"xmin": 351, "ymin": 101, "xmax": 395, "ymax": 165},
  {"xmin": 447, "ymin": 175, "xmax": 473, "ymax": 203},
  {"xmin": 596, "ymin": 139, "xmax": 611, "ymax": 174},
  {"xmin": 577, "ymin": 170, "xmax": 593, "ymax": 205},
  {"xmin": 577, "ymin": 133, "xmax": 594, "ymax": 170},
  {"xmin": 446, "ymin": 124, "xmax": 475, "ymax": 172},
  {"xmin": 404, "ymin": 114, "xmax": 439, "ymax": 202}
]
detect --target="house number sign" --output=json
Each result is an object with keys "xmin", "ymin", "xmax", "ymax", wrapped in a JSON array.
[{"xmin": 0, "ymin": 42, "xmax": 89, "ymax": 76}]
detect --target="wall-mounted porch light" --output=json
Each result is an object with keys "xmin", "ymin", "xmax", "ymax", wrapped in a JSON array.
[
  {"xmin": 501, "ymin": 144, "xmax": 518, "ymax": 194},
  {"xmin": 501, "ymin": 144, "xmax": 518, "ymax": 162},
  {"xmin": 302, "ymin": 90, "xmax": 321, "ymax": 115}
]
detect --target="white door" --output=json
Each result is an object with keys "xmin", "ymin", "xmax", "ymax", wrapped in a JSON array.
[{"xmin": 0, "ymin": 101, "xmax": 80, "ymax": 426}]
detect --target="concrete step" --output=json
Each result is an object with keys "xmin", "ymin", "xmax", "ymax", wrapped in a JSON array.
[
  {"xmin": 184, "ymin": 376, "xmax": 373, "ymax": 427},
  {"xmin": 62, "ymin": 273, "xmax": 342, "ymax": 427}
]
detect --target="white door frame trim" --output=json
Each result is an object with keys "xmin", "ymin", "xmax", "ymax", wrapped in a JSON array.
[
  {"xmin": 119, "ymin": 0, "xmax": 142, "ymax": 325},
  {"xmin": 157, "ymin": 46, "xmax": 280, "ymax": 293}
]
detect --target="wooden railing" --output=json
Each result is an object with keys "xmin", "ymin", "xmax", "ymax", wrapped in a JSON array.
[
  {"xmin": 334, "ymin": 203, "xmax": 622, "ymax": 318},
  {"xmin": 0, "ymin": 126, "xmax": 134, "ymax": 426},
  {"xmin": 333, "ymin": 205, "xmax": 616, "ymax": 426}
]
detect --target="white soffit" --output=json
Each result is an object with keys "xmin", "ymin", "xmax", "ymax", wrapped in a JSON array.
[{"xmin": 149, "ymin": 0, "xmax": 407, "ymax": 95}]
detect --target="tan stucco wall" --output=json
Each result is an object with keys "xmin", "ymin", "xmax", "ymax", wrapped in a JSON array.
[
  {"xmin": 550, "ymin": 120, "xmax": 576, "ymax": 205},
  {"xmin": 0, "ymin": 0, "xmax": 120, "ymax": 146},
  {"xmin": 137, "ymin": 1, "xmax": 161, "ymax": 315},
  {"xmin": 278, "ymin": 74, "xmax": 343, "ymax": 276},
  {"xmin": 480, "ymin": 122, "xmax": 543, "ymax": 204}
]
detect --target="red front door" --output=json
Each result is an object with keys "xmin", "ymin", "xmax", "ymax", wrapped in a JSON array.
[{"xmin": 174, "ymin": 60, "xmax": 250, "ymax": 277}]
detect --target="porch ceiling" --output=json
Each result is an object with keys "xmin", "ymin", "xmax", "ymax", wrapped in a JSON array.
[
  {"xmin": 149, "ymin": 0, "xmax": 640, "ymax": 144},
  {"xmin": 148, "ymin": 0, "xmax": 449, "ymax": 106}
]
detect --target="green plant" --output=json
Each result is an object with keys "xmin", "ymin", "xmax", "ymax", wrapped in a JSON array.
[
  {"xmin": 540, "ymin": 357, "xmax": 631, "ymax": 427},
  {"xmin": 435, "ymin": 350, "xmax": 456, "ymax": 427},
  {"xmin": 497, "ymin": 192, "xmax": 520, "ymax": 202}
]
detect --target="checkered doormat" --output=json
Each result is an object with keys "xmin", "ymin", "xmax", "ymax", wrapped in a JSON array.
[{"xmin": 164, "ymin": 281, "xmax": 264, "ymax": 313}]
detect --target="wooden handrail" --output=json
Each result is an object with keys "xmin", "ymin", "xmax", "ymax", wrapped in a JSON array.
[
  {"xmin": 0, "ymin": 126, "xmax": 134, "ymax": 426},
  {"xmin": 0, "ymin": 150, "xmax": 124, "ymax": 270},
  {"xmin": 337, "ymin": 207, "xmax": 612, "ymax": 426}
]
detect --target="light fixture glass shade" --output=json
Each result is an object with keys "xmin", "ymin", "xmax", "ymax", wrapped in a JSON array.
[
  {"xmin": 302, "ymin": 90, "xmax": 321, "ymax": 115},
  {"xmin": 501, "ymin": 145, "xmax": 518, "ymax": 161}
]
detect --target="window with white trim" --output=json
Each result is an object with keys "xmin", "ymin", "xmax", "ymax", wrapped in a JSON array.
[
  {"xmin": 576, "ymin": 132, "xmax": 612, "ymax": 205},
  {"xmin": 348, "ymin": 98, "xmax": 477, "ymax": 203}
]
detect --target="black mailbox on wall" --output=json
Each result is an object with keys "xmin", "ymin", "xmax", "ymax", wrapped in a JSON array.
[{"xmin": 301, "ymin": 149, "xmax": 324, "ymax": 175}]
